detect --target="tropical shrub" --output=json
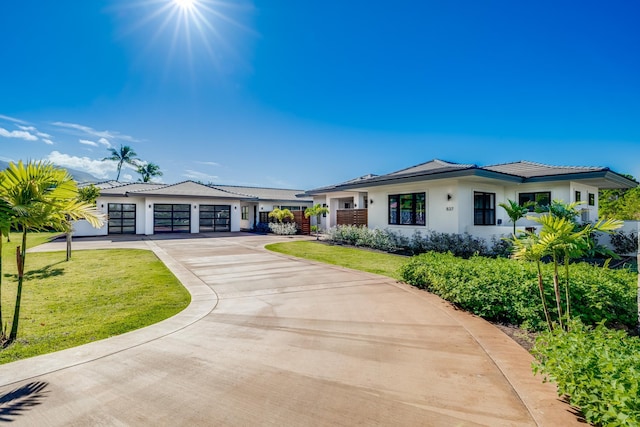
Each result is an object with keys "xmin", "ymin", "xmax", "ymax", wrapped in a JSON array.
[
  {"xmin": 532, "ymin": 320, "xmax": 640, "ymax": 426},
  {"xmin": 610, "ymin": 230, "xmax": 638, "ymax": 255},
  {"xmin": 268, "ymin": 222, "xmax": 298, "ymax": 235},
  {"xmin": 326, "ymin": 226, "xmax": 510, "ymax": 258},
  {"xmin": 399, "ymin": 252, "xmax": 637, "ymax": 331}
]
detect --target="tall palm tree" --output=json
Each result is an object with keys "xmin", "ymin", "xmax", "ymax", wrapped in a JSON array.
[
  {"xmin": 103, "ymin": 145, "xmax": 138, "ymax": 181},
  {"xmin": 0, "ymin": 161, "xmax": 104, "ymax": 342},
  {"xmin": 137, "ymin": 162, "xmax": 163, "ymax": 182}
]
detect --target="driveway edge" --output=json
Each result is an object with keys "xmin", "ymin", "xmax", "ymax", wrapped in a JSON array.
[{"xmin": 0, "ymin": 239, "xmax": 218, "ymax": 387}]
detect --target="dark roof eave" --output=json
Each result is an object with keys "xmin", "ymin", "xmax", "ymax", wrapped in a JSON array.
[
  {"xmin": 524, "ymin": 170, "xmax": 638, "ymax": 188},
  {"xmin": 331, "ymin": 168, "xmax": 522, "ymax": 191}
]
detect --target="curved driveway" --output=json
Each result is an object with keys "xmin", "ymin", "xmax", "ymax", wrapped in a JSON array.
[{"xmin": 0, "ymin": 234, "xmax": 578, "ymax": 426}]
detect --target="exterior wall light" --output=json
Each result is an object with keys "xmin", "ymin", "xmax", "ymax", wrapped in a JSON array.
[
  {"xmin": 447, "ymin": 194, "xmax": 453, "ymax": 201},
  {"xmin": 369, "ymin": 199, "xmax": 373, "ymax": 204}
]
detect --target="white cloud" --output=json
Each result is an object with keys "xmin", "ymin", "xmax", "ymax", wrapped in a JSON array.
[
  {"xmin": 0, "ymin": 127, "xmax": 38, "ymax": 141},
  {"xmin": 16, "ymin": 125, "xmax": 52, "ymax": 141},
  {"xmin": 0, "ymin": 114, "xmax": 27, "ymax": 124},
  {"xmin": 79, "ymin": 139, "xmax": 98, "ymax": 147},
  {"xmin": 98, "ymin": 137, "xmax": 111, "ymax": 147},
  {"xmin": 46, "ymin": 151, "xmax": 116, "ymax": 179},
  {"xmin": 122, "ymin": 173, "xmax": 134, "ymax": 182},
  {"xmin": 183, "ymin": 169, "xmax": 219, "ymax": 182},
  {"xmin": 195, "ymin": 161, "xmax": 221, "ymax": 167},
  {"xmin": 17, "ymin": 125, "xmax": 36, "ymax": 132},
  {"xmin": 42, "ymin": 139, "xmax": 54, "ymax": 145},
  {"xmin": 52, "ymin": 121, "xmax": 140, "ymax": 143}
]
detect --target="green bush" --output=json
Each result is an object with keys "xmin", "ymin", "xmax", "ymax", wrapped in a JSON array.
[
  {"xmin": 399, "ymin": 252, "xmax": 637, "ymax": 331},
  {"xmin": 532, "ymin": 320, "xmax": 640, "ymax": 426}
]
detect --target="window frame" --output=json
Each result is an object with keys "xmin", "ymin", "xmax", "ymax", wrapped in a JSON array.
[
  {"xmin": 388, "ymin": 192, "xmax": 426, "ymax": 226},
  {"xmin": 473, "ymin": 191, "xmax": 496, "ymax": 226},
  {"xmin": 518, "ymin": 191, "xmax": 551, "ymax": 212},
  {"xmin": 588, "ymin": 193, "xmax": 595, "ymax": 206},
  {"xmin": 241, "ymin": 205, "xmax": 249, "ymax": 220},
  {"xmin": 575, "ymin": 190, "xmax": 581, "ymax": 203}
]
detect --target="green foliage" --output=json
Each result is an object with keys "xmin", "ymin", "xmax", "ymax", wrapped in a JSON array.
[
  {"xmin": 137, "ymin": 162, "xmax": 163, "ymax": 182},
  {"xmin": 399, "ymin": 252, "xmax": 637, "ymax": 331},
  {"xmin": 103, "ymin": 144, "xmax": 138, "ymax": 182},
  {"xmin": 268, "ymin": 207, "xmax": 294, "ymax": 223},
  {"xmin": 77, "ymin": 184, "xmax": 100, "ymax": 205},
  {"xmin": 304, "ymin": 204, "xmax": 330, "ymax": 239},
  {"xmin": 0, "ymin": 248, "xmax": 190, "ymax": 364},
  {"xmin": 532, "ymin": 320, "xmax": 640, "ymax": 426},
  {"xmin": 600, "ymin": 181, "xmax": 640, "ymax": 220},
  {"xmin": 499, "ymin": 199, "xmax": 530, "ymax": 234},
  {"xmin": 266, "ymin": 241, "xmax": 406, "ymax": 280},
  {"xmin": 326, "ymin": 226, "xmax": 510, "ymax": 258}
]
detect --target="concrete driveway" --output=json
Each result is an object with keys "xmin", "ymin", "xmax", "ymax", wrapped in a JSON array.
[{"xmin": 0, "ymin": 233, "xmax": 579, "ymax": 426}]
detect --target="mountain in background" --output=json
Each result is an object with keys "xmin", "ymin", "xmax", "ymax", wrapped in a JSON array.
[{"xmin": 0, "ymin": 160, "xmax": 102, "ymax": 183}]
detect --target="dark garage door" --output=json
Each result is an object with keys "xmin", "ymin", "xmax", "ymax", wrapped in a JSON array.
[
  {"xmin": 199, "ymin": 205, "xmax": 230, "ymax": 232},
  {"xmin": 108, "ymin": 203, "xmax": 136, "ymax": 234},
  {"xmin": 154, "ymin": 204, "xmax": 191, "ymax": 233}
]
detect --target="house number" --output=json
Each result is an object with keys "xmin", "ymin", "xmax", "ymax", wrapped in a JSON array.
[{"xmin": 446, "ymin": 207, "xmax": 454, "ymax": 211}]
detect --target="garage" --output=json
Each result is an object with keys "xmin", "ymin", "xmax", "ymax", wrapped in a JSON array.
[
  {"xmin": 108, "ymin": 203, "xmax": 136, "ymax": 234},
  {"xmin": 154, "ymin": 203, "xmax": 190, "ymax": 233},
  {"xmin": 199, "ymin": 205, "xmax": 230, "ymax": 232}
]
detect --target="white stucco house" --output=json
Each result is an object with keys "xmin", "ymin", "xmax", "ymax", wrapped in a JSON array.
[
  {"xmin": 305, "ymin": 159, "xmax": 638, "ymax": 240},
  {"xmin": 74, "ymin": 181, "xmax": 312, "ymax": 236}
]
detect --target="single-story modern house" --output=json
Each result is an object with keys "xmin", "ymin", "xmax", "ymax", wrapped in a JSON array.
[
  {"xmin": 305, "ymin": 159, "xmax": 638, "ymax": 240},
  {"xmin": 74, "ymin": 181, "xmax": 313, "ymax": 236}
]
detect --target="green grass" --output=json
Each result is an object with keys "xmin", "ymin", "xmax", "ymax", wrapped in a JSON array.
[
  {"xmin": 265, "ymin": 241, "xmax": 407, "ymax": 280},
  {"xmin": 0, "ymin": 233, "xmax": 190, "ymax": 364}
]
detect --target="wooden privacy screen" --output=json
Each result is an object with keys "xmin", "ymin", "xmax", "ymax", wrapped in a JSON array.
[{"xmin": 336, "ymin": 209, "xmax": 368, "ymax": 227}]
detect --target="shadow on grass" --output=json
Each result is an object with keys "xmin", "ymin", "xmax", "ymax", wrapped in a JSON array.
[
  {"xmin": 3, "ymin": 260, "xmax": 66, "ymax": 281},
  {"xmin": 0, "ymin": 381, "xmax": 49, "ymax": 422}
]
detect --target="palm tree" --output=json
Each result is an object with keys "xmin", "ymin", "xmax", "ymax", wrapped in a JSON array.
[
  {"xmin": 304, "ymin": 204, "xmax": 330, "ymax": 240},
  {"xmin": 103, "ymin": 145, "xmax": 138, "ymax": 181},
  {"xmin": 0, "ymin": 161, "xmax": 104, "ymax": 343},
  {"xmin": 0, "ymin": 189, "xmax": 13, "ymax": 343},
  {"xmin": 137, "ymin": 162, "xmax": 163, "ymax": 182},
  {"xmin": 268, "ymin": 208, "xmax": 294, "ymax": 223},
  {"xmin": 499, "ymin": 199, "xmax": 531, "ymax": 235}
]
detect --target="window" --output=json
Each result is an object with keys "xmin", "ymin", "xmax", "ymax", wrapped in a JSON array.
[
  {"xmin": 588, "ymin": 193, "xmax": 595, "ymax": 206},
  {"xmin": 344, "ymin": 202, "xmax": 351, "ymax": 209},
  {"xmin": 279, "ymin": 205, "xmax": 302, "ymax": 211},
  {"xmin": 519, "ymin": 191, "xmax": 551, "ymax": 211},
  {"xmin": 474, "ymin": 192, "xmax": 496, "ymax": 225},
  {"xmin": 575, "ymin": 191, "xmax": 581, "ymax": 202},
  {"xmin": 241, "ymin": 206, "xmax": 249, "ymax": 220},
  {"xmin": 388, "ymin": 193, "xmax": 426, "ymax": 226}
]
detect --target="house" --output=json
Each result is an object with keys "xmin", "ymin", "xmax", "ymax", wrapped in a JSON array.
[
  {"xmin": 305, "ymin": 160, "xmax": 638, "ymax": 240},
  {"xmin": 73, "ymin": 181, "xmax": 313, "ymax": 236}
]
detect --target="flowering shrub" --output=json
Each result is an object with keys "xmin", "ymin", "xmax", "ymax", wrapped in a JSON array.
[{"xmin": 268, "ymin": 222, "xmax": 298, "ymax": 235}]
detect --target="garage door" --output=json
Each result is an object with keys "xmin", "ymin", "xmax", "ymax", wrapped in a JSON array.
[
  {"xmin": 154, "ymin": 204, "xmax": 191, "ymax": 233},
  {"xmin": 199, "ymin": 205, "xmax": 230, "ymax": 232},
  {"xmin": 108, "ymin": 203, "xmax": 136, "ymax": 234}
]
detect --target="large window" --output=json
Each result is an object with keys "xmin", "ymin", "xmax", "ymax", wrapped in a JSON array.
[
  {"xmin": 241, "ymin": 205, "xmax": 249, "ymax": 220},
  {"xmin": 388, "ymin": 193, "xmax": 426, "ymax": 226},
  {"xmin": 108, "ymin": 203, "xmax": 136, "ymax": 234},
  {"xmin": 154, "ymin": 204, "xmax": 190, "ymax": 233},
  {"xmin": 474, "ymin": 192, "xmax": 495, "ymax": 225},
  {"xmin": 519, "ymin": 191, "xmax": 551, "ymax": 211}
]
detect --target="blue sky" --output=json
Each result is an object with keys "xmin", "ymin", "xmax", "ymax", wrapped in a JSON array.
[{"xmin": 1, "ymin": 0, "xmax": 638, "ymax": 189}]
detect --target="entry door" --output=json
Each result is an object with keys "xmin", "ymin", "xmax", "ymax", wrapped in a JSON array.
[
  {"xmin": 154, "ymin": 204, "xmax": 191, "ymax": 233},
  {"xmin": 199, "ymin": 205, "xmax": 230, "ymax": 232},
  {"xmin": 108, "ymin": 203, "xmax": 136, "ymax": 234}
]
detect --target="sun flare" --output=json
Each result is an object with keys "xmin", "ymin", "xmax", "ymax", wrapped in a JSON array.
[{"xmin": 174, "ymin": 0, "xmax": 196, "ymax": 10}]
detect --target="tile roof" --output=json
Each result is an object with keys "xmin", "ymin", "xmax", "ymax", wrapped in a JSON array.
[
  {"xmin": 98, "ymin": 182, "xmax": 167, "ymax": 196},
  {"xmin": 386, "ymin": 159, "xmax": 475, "ymax": 177},
  {"xmin": 211, "ymin": 185, "xmax": 312, "ymax": 202},
  {"xmin": 482, "ymin": 161, "xmax": 607, "ymax": 178}
]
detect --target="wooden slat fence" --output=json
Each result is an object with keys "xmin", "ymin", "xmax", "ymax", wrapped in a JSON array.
[{"xmin": 336, "ymin": 209, "xmax": 368, "ymax": 227}]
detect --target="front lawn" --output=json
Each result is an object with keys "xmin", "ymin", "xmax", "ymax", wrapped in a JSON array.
[
  {"xmin": 265, "ymin": 241, "xmax": 407, "ymax": 280},
  {"xmin": 0, "ymin": 233, "xmax": 190, "ymax": 364}
]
